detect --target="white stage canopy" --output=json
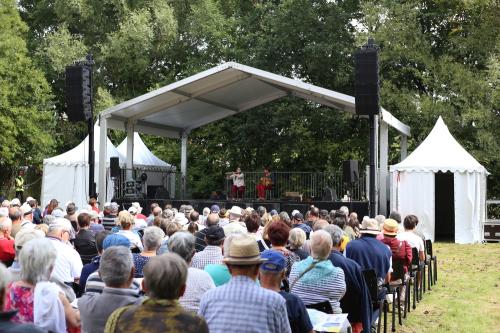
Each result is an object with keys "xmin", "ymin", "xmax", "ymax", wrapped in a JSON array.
[
  {"xmin": 390, "ymin": 117, "xmax": 488, "ymax": 243},
  {"xmin": 98, "ymin": 61, "xmax": 411, "ymax": 205},
  {"xmin": 41, "ymin": 124, "xmax": 126, "ymax": 210},
  {"xmin": 117, "ymin": 133, "xmax": 174, "ymax": 171}
]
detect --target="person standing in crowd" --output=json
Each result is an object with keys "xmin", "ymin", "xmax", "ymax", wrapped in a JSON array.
[
  {"xmin": 0, "ymin": 263, "xmax": 44, "ymax": 332},
  {"xmin": 5, "ymin": 238, "xmax": 80, "ymax": 331},
  {"xmin": 105, "ymin": 253, "xmax": 209, "ymax": 333},
  {"xmin": 289, "ymin": 230, "xmax": 346, "ymax": 314},
  {"xmin": 256, "ymin": 168, "xmax": 273, "ymax": 200},
  {"xmin": 199, "ymin": 235, "xmax": 291, "ymax": 333},
  {"xmin": 15, "ymin": 169, "xmax": 25, "ymax": 202},
  {"xmin": 259, "ymin": 250, "xmax": 313, "ymax": 333},
  {"xmin": 168, "ymin": 232, "xmax": 215, "ymax": 313},
  {"xmin": 132, "ymin": 226, "xmax": 164, "ymax": 278},
  {"xmin": 79, "ymin": 246, "xmax": 142, "ymax": 333},
  {"xmin": 0, "ymin": 216, "xmax": 15, "ymax": 266},
  {"xmin": 74, "ymin": 213, "xmax": 98, "ymax": 265},
  {"xmin": 228, "ymin": 167, "xmax": 245, "ymax": 200},
  {"xmin": 191, "ymin": 226, "xmax": 225, "ymax": 269},
  {"xmin": 346, "ymin": 218, "xmax": 392, "ymax": 286},
  {"xmin": 324, "ymin": 225, "xmax": 372, "ymax": 333}
]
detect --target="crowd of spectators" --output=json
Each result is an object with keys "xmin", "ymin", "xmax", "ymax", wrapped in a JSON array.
[{"xmin": 0, "ymin": 196, "xmax": 428, "ymax": 333}]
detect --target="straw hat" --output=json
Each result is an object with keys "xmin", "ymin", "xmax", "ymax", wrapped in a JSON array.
[
  {"xmin": 359, "ymin": 218, "xmax": 380, "ymax": 235},
  {"xmin": 223, "ymin": 236, "xmax": 268, "ymax": 265},
  {"xmin": 228, "ymin": 206, "xmax": 243, "ymax": 216},
  {"xmin": 382, "ymin": 219, "xmax": 399, "ymax": 236}
]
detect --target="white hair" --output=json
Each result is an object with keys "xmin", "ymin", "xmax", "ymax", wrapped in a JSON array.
[
  {"xmin": 19, "ymin": 238, "xmax": 57, "ymax": 284},
  {"xmin": 142, "ymin": 226, "xmax": 165, "ymax": 251},
  {"xmin": 0, "ymin": 216, "xmax": 12, "ymax": 231},
  {"xmin": 310, "ymin": 230, "xmax": 333, "ymax": 260}
]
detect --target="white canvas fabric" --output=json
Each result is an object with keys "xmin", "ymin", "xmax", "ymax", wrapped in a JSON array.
[
  {"xmin": 117, "ymin": 133, "xmax": 173, "ymax": 171},
  {"xmin": 390, "ymin": 117, "xmax": 488, "ymax": 244}
]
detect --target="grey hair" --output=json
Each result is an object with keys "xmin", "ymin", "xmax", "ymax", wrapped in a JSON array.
[
  {"xmin": 142, "ymin": 226, "xmax": 165, "ymax": 251},
  {"xmin": 0, "ymin": 263, "xmax": 10, "ymax": 293},
  {"xmin": 43, "ymin": 214, "xmax": 56, "ymax": 225},
  {"xmin": 19, "ymin": 238, "xmax": 57, "ymax": 284},
  {"xmin": 279, "ymin": 212, "xmax": 291, "ymax": 224},
  {"xmin": 323, "ymin": 224, "xmax": 344, "ymax": 247},
  {"xmin": 389, "ymin": 210, "xmax": 402, "ymax": 224},
  {"xmin": 339, "ymin": 206, "xmax": 349, "ymax": 216},
  {"xmin": 143, "ymin": 253, "xmax": 187, "ymax": 299},
  {"xmin": 223, "ymin": 232, "xmax": 244, "ymax": 258},
  {"xmin": 167, "ymin": 231, "xmax": 195, "ymax": 262},
  {"xmin": 375, "ymin": 215, "xmax": 386, "ymax": 227},
  {"xmin": 0, "ymin": 217, "xmax": 12, "ymax": 231},
  {"xmin": 99, "ymin": 246, "xmax": 133, "ymax": 287},
  {"xmin": 288, "ymin": 228, "xmax": 306, "ymax": 249},
  {"xmin": 310, "ymin": 230, "xmax": 333, "ymax": 260},
  {"xmin": 162, "ymin": 209, "xmax": 174, "ymax": 219}
]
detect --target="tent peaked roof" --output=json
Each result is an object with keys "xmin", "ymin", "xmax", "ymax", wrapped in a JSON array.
[
  {"xmin": 44, "ymin": 124, "xmax": 125, "ymax": 166},
  {"xmin": 391, "ymin": 117, "xmax": 488, "ymax": 174},
  {"xmin": 117, "ymin": 133, "xmax": 174, "ymax": 170}
]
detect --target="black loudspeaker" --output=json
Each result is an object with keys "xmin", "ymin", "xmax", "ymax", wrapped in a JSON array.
[
  {"xmin": 65, "ymin": 65, "xmax": 92, "ymax": 122},
  {"xmin": 343, "ymin": 160, "xmax": 359, "ymax": 183},
  {"xmin": 110, "ymin": 157, "xmax": 120, "ymax": 178},
  {"xmin": 355, "ymin": 41, "xmax": 380, "ymax": 116}
]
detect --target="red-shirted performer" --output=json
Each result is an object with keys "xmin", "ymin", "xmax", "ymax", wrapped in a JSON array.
[
  {"xmin": 228, "ymin": 168, "xmax": 245, "ymax": 200},
  {"xmin": 256, "ymin": 168, "xmax": 273, "ymax": 200}
]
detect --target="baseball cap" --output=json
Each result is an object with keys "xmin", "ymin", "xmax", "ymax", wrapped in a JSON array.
[
  {"xmin": 260, "ymin": 250, "xmax": 286, "ymax": 273},
  {"xmin": 103, "ymin": 234, "xmax": 131, "ymax": 249},
  {"xmin": 205, "ymin": 226, "xmax": 225, "ymax": 242},
  {"xmin": 292, "ymin": 212, "xmax": 304, "ymax": 221},
  {"xmin": 210, "ymin": 204, "xmax": 220, "ymax": 213},
  {"xmin": 10, "ymin": 198, "xmax": 21, "ymax": 207},
  {"xmin": 128, "ymin": 206, "xmax": 138, "ymax": 214},
  {"xmin": 20, "ymin": 203, "xmax": 33, "ymax": 215},
  {"xmin": 51, "ymin": 208, "xmax": 65, "ymax": 218}
]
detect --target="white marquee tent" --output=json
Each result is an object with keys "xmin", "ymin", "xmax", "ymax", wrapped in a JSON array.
[
  {"xmin": 41, "ymin": 124, "xmax": 126, "ymax": 210},
  {"xmin": 390, "ymin": 117, "xmax": 488, "ymax": 243}
]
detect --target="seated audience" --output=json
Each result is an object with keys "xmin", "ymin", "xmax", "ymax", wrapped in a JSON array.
[
  {"xmin": 288, "ymin": 228, "xmax": 309, "ymax": 260},
  {"xmin": 105, "ymin": 253, "xmax": 209, "ymax": 333},
  {"xmin": 194, "ymin": 213, "xmax": 219, "ymax": 252},
  {"xmin": 168, "ymin": 232, "xmax": 215, "ymax": 312},
  {"xmin": 74, "ymin": 212, "xmax": 98, "ymax": 264},
  {"xmin": 116, "ymin": 211, "xmax": 143, "ymax": 251},
  {"xmin": 397, "ymin": 214, "xmax": 426, "ymax": 261},
  {"xmin": 204, "ymin": 233, "xmax": 242, "ymax": 286},
  {"xmin": 268, "ymin": 220, "xmax": 300, "ymax": 277},
  {"xmin": 133, "ymin": 226, "xmax": 164, "ymax": 278},
  {"xmin": 88, "ymin": 210, "xmax": 105, "ymax": 234},
  {"xmin": 289, "ymin": 230, "xmax": 346, "ymax": 314},
  {"xmin": 5, "ymin": 238, "xmax": 80, "ymax": 331},
  {"xmin": 324, "ymin": 225, "xmax": 372, "ymax": 333},
  {"xmin": 291, "ymin": 213, "xmax": 312, "ymax": 240},
  {"xmin": 0, "ymin": 263, "xmax": 44, "ymax": 332},
  {"xmin": 199, "ymin": 235, "xmax": 291, "ymax": 333},
  {"xmin": 191, "ymin": 226, "xmax": 225, "ymax": 269},
  {"xmin": 259, "ymin": 250, "xmax": 313, "ymax": 333},
  {"xmin": 79, "ymin": 231, "xmax": 111, "ymax": 290},
  {"xmin": 79, "ymin": 246, "xmax": 142, "ymax": 333},
  {"xmin": 7, "ymin": 228, "xmax": 45, "ymax": 281},
  {"xmin": 389, "ymin": 210, "xmax": 404, "ymax": 232},
  {"xmin": 380, "ymin": 219, "xmax": 412, "ymax": 275}
]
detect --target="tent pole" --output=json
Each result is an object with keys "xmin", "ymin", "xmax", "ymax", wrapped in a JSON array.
[
  {"xmin": 369, "ymin": 114, "xmax": 378, "ymax": 216},
  {"xmin": 98, "ymin": 116, "xmax": 108, "ymax": 209},
  {"xmin": 126, "ymin": 121, "xmax": 135, "ymax": 179},
  {"xmin": 400, "ymin": 135, "xmax": 408, "ymax": 161},
  {"xmin": 180, "ymin": 131, "xmax": 188, "ymax": 199},
  {"xmin": 379, "ymin": 121, "xmax": 389, "ymax": 216}
]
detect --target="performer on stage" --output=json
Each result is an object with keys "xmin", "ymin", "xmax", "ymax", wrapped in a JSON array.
[
  {"xmin": 228, "ymin": 167, "xmax": 245, "ymax": 200},
  {"xmin": 15, "ymin": 169, "xmax": 25, "ymax": 202},
  {"xmin": 256, "ymin": 168, "xmax": 273, "ymax": 200}
]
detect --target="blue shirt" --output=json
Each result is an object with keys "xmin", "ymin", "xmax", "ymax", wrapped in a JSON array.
[
  {"xmin": 329, "ymin": 250, "xmax": 372, "ymax": 332},
  {"xmin": 345, "ymin": 235, "xmax": 391, "ymax": 282},
  {"xmin": 199, "ymin": 275, "xmax": 291, "ymax": 333},
  {"xmin": 279, "ymin": 291, "xmax": 313, "ymax": 333}
]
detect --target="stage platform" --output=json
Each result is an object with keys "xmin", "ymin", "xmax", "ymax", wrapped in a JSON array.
[{"xmin": 116, "ymin": 198, "xmax": 369, "ymax": 217}]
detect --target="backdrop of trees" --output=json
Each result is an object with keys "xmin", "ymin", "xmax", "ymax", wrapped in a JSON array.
[{"xmin": 1, "ymin": 0, "xmax": 498, "ymax": 199}]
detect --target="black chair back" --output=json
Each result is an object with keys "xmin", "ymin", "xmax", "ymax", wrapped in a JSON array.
[
  {"xmin": 362, "ymin": 269, "xmax": 379, "ymax": 301},
  {"xmin": 392, "ymin": 258, "xmax": 406, "ymax": 281},
  {"xmin": 305, "ymin": 301, "xmax": 333, "ymax": 314},
  {"xmin": 425, "ymin": 239, "xmax": 434, "ymax": 256},
  {"xmin": 411, "ymin": 247, "xmax": 419, "ymax": 265}
]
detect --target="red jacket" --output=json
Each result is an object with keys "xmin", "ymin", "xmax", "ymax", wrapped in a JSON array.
[{"xmin": 380, "ymin": 237, "xmax": 412, "ymax": 273}]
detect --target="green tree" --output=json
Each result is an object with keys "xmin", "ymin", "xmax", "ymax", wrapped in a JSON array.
[{"xmin": 0, "ymin": 0, "xmax": 55, "ymax": 194}]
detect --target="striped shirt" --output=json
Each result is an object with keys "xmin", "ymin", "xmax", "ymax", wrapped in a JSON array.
[
  {"xmin": 180, "ymin": 267, "xmax": 215, "ymax": 313},
  {"xmin": 289, "ymin": 257, "xmax": 346, "ymax": 314},
  {"xmin": 102, "ymin": 215, "xmax": 117, "ymax": 231},
  {"xmin": 199, "ymin": 275, "xmax": 291, "ymax": 333},
  {"xmin": 191, "ymin": 246, "xmax": 223, "ymax": 270},
  {"xmin": 85, "ymin": 271, "xmax": 141, "ymax": 294}
]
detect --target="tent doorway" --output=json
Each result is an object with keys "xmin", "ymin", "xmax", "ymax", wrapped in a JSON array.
[{"xmin": 435, "ymin": 172, "xmax": 455, "ymax": 241}]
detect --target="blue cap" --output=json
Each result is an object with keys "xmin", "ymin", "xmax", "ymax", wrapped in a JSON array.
[
  {"xmin": 103, "ymin": 234, "xmax": 131, "ymax": 250},
  {"xmin": 260, "ymin": 250, "xmax": 286, "ymax": 272},
  {"xmin": 270, "ymin": 209, "xmax": 278, "ymax": 216},
  {"xmin": 210, "ymin": 204, "xmax": 220, "ymax": 213}
]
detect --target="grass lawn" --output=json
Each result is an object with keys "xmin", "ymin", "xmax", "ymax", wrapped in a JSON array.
[{"xmin": 399, "ymin": 242, "xmax": 500, "ymax": 333}]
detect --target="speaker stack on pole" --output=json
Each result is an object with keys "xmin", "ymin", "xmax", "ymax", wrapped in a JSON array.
[
  {"xmin": 65, "ymin": 55, "xmax": 96, "ymax": 199},
  {"xmin": 355, "ymin": 38, "xmax": 380, "ymax": 216}
]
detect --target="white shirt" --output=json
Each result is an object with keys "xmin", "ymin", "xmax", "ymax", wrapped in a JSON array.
[
  {"xmin": 397, "ymin": 230, "xmax": 425, "ymax": 253},
  {"xmin": 117, "ymin": 230, "xmax": 144, "ymax": 251},
  {"xmin": 230, "ymin": 173, "xmax": 245, "ymax": 187},
  {"xmin": 180, "ymin": 267, "xmax": 215, "ymax": 313},
  {"xmin": 49, "ymin": 237, "xmax": 83, "ymax": 282},
  {"xmin": 223, "ymin": 221, "xmax": 247, "ymax": 235},
  {"xmin": 132, "ymin": 218, "xmax": 147, "ymax": 230}
]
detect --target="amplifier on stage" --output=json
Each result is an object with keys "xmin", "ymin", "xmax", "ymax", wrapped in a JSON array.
[{"xmin": 283, "ymin": 192, "xmax": 302, "ymax": 201}]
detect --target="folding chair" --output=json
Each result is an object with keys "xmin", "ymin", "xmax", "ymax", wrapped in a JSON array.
[
  {"xmin": 386, "ymin": 259, "xmax": 407, "ymax": 330},
  {"xmin": 425, "ymin": 239, "xmax": 437, "ymax": 285},
  {"xmin": 363, "ymin": 269, "xmax": 387, "ymax": 333}
]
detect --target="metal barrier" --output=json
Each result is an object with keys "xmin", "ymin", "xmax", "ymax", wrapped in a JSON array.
[
  {"xmin": 224, "ymin": 171, "xmax": 366, "ymax": 201},
  {"xmin": 485, "ymin": 200, "xmax": 500, "ymax": 242}
]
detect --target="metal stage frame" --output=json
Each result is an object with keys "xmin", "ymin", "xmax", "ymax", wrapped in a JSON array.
[{"xmin": 116, "ymin": 198, "xmax": 370, "ymax": 219}]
